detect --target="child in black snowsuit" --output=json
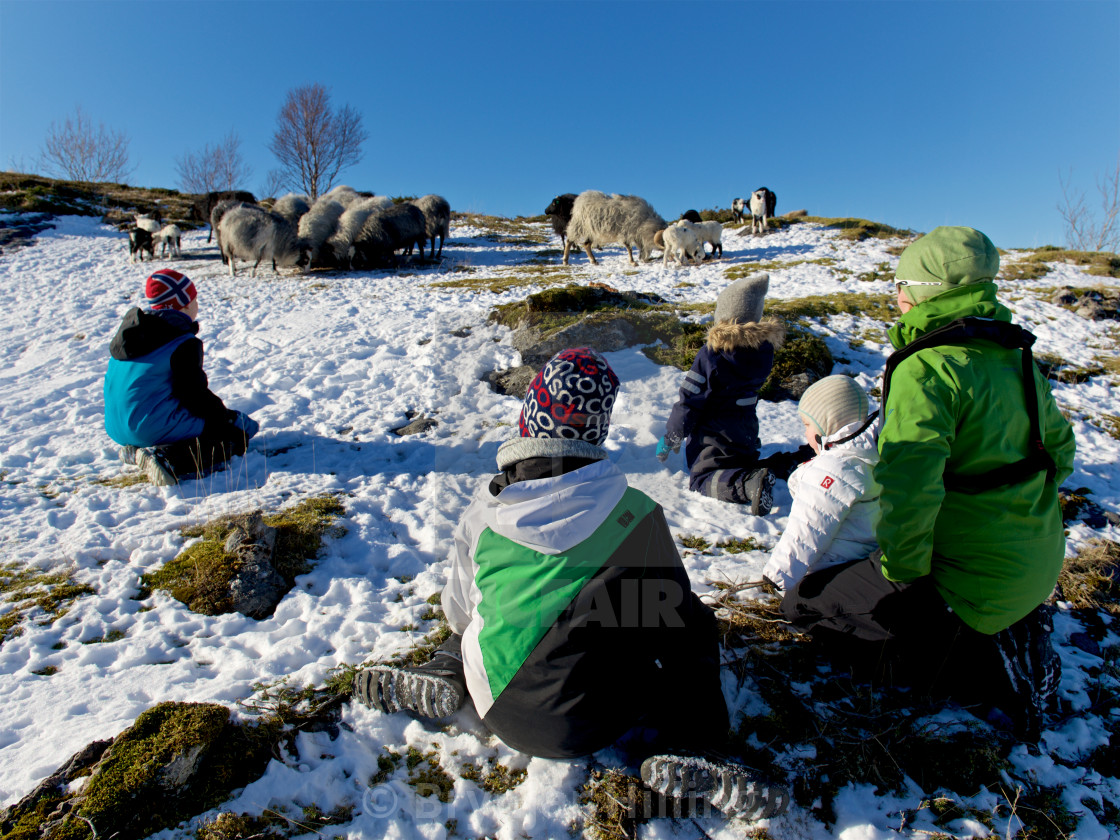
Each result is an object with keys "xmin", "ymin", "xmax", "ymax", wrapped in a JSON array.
[
  {"xmin": 657, "ymin": 273, "xmax": 784, "ymax": 514},
  {"xmin": 103, "ymin": 269, "xmax": 258, "ymax": 486}
]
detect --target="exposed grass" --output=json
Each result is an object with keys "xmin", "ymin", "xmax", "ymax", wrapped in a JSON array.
[
  {"xmin": 459, "ymin": 756, "xmax": 528, "ymax": 794},
  {"xmin": 0, "ymin": 562, "xmax": 95, "ymax": 647},
  {"xmin": 764, "ymin": 292, "xmax": 899, "ymax": 324},
  {"xmin": 429, "ymin": 264, "xmax": 574, "ymax": 294},
  {"xmin": 1006, "ymin": 247, "xmax": 1120, "ymax": 281},
  {"xmin": 0, "ymin": 171, "xmax": 199, "ymax": 226},
  {"xmin": 405, "ymin": 747, "xmax": 456, "ymax": 803},
  {"xmin": 1057, "ymin": 538, "xmax": 1120, "ymax": 615},
  {"xmin": 93, "ymin": 471, "xmax": 149, "ymax": 489},
  {"xmin": 455, "ymin": 213, "xmax": 549, "ymax": 245},
  {"xmin": 579, "ymin": 769, "xmax": 649, "ymax": 840},
  {"xmin": 788, "ymin": 216, "xmax": 914, "ymax": 242},
  {"xmin": 715, "ymin": 536, "xmax": 767, "ymax": 554},
  {"xmin": 724, "ymin": 257, "xmax": 840, "ymax": 278},
  {"xmin": 81, "ymin": 629, "xmax": 126, "ymax": 644},
  {"xmin": 680, "ymin": 535, "xmax": 711, "ymax": 551},
  {"xmin": 857, "ymin": 261, "xmax": 895, "ymax": 283},
  {"xmin": 143, "ymin": 494, "xmax": 346, "ymax": 616}
]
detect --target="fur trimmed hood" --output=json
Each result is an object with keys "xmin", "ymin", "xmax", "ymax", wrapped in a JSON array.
[{"xmin": 707, "ymin": 317, "xmax": 786, "ymax": 353}]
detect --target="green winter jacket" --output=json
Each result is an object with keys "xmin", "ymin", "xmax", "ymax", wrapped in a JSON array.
[{"xmin": 876, "ymin": 283, "xmax": 1076, "ymax": 634}]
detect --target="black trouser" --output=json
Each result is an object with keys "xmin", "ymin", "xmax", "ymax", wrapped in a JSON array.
[{"xmin": 156, "ymin": 423, "xmax": 249, "ymax": 479}]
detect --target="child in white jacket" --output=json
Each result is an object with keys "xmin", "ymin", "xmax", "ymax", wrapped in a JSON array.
[{"xmin": 762, "ymin": 375, "xmax": 880, "ymax": 591}]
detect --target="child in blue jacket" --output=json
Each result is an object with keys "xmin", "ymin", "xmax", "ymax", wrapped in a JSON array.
[
  {"xmin": 104, "ymin": 269, "xmax": 258, "ymax": 485},
  {"xmin": 657, "ymin": 273, "xmax": 784, "ymax": 514}
]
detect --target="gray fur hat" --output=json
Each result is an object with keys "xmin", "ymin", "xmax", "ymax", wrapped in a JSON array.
[{"xmin": 714, "ymin": 273, "xmax": 769, "ymax": 324}]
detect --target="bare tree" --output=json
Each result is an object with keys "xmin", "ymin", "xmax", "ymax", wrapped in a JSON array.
[
  {"xmin": 1058, "ymin": 155, "xmax": 1120, "ymax": 253},
  {"xmin": 260, "ymin": 169, "xmax": 289, "ymax": 200},
  {"xmin": 175, "ymin": 132, "xmax": 253, "ymax": 194},
  {"xmin": 41, "ymin": 106, "xmax": 133, "ymax": 183},
  {"xmin": 268, "ymin": 84, "xmax": 367, "ymax": 200}
]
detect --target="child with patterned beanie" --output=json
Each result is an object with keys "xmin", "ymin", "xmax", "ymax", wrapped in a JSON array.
[
  {"xmin": 353, "ymin": 347, "xmax": 789, "ymax": 820},
  {"xmin": 103, "ymin": 269, "xmax": 259, "ymax": 486},
  {"xmin": 762, "ymin": 375, "xmax": 880, "ymax": 591}
]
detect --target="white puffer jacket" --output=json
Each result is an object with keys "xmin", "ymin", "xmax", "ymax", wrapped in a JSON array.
[{"xmin": 763, "ymin": 417, "xmax": 881, "ymax": 591}]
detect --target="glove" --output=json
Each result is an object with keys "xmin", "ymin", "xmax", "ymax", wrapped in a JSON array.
[
  {"xmin": 655, "ymin": 436, "xmax": 679, "ymax": 462},
  {"xmin": 230, "ymin": 410, "xmax": 260, "ymax": 439}
]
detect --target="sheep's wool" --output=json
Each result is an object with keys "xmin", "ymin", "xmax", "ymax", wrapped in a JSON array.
[
  {"xmin": 518, "ymin": 348, "xmax": 619, "ymax": 445},
  {"xmin": 798, "ymin": 375, "xmax": 869, "ymax": 439},
  {"xmin": 714, "ymin": 273, "xmax": 769, "ymax": 324}
]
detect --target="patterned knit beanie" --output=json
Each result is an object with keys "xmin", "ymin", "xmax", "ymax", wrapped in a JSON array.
[
  {"xmin": 714, "ymin": 273, "xmax": 769, "ymax": 324},
  {"xmin": 798, "ymin": 375, "xmax": 869, "ymax": 439},
  {"xmin": 145, "ymin": 269, "xmax": 197, "ymax": 310},
  {"xmin": 896, "ymin": 226, "xmax": 999, "ymax": 305},
  {"xmin": 518, "ymin": 348, "xmax": 619, "ymax": 445}
]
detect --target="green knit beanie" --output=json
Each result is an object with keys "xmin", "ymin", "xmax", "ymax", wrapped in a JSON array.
[{"xmin": 896, "ymin": 226, "xmax": 1000, "ymax": 305}]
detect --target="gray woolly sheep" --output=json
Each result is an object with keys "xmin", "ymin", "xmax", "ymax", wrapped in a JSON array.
[
  {"xmin": 563, "ymin": 190, "xmax": 667, "ymax": 266},
  {"xmin": 219, "ymin": 205, "xmax": 309, "ymax": 277},
  {"xmin": 410, "ymin": 194, "xmax": 451, "ymax": 259},
  {"xmin": 299, "ymin": 198, "xmax": 346, "ymax": 267},
  {"xmin": 155, "ymin": 224, "xmax": 182, "ymax": 258},
  {"xmin": 193, "ymin": 190, "xmax": 256, "ymax": 242},
  {"xmin": 325, "ymin": 196, "xmax": 390, "ymax": 269},
  {"xmin": 271, "ymin": 193, "xmax": 311, "ymax": 227},
  {"xmin": 662, "ymin": 220, "xmax": 704, "ymax": 266},
  {"xmin": 693, "ymin": 220, "xmax": 724, "ymax": 258},
  {"xmin": 544, "ymin": 193, "xmax": 578, "ymax": 252},
  {"xmin": 351, "ymin": 204, "xmax": 426, "ymax": 270},
  {"xmin": 749, "ymin": 187, "xmax": 777, "ymax": 235},
  {"xmin": 211, "ymin": 199, "xmax": 256, "ymax": 264},
  {"xmin": 128, "ymin": 228, "xmax": 154, "ymax": 263},
  {"xmin": 323, "ymin": 184, "xmax": 364, "ymax": 208}
]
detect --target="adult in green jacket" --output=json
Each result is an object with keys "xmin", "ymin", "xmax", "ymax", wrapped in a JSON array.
[{"xmin": 782, "ymin": 226, "xmax": 1076, "ymax": 735}]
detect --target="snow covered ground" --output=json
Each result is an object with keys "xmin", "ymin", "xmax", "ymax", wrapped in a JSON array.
[{"xmin": 0, "ymin": 212, "xmax": 1117, "ymax": 839}]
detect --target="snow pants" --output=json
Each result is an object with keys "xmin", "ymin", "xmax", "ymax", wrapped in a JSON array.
[{"xmin": 156, "ymin": 421, "xmax": 251, "ymax": 479}]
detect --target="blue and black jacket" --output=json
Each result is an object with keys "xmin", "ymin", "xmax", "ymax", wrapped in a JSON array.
[{"xmin": 104, "ymin": 308, "xmax": 229, "ymax": 447}]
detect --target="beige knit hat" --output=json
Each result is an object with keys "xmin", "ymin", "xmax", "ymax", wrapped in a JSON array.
[{"xmin": 798, "ymin": 375, "xmax": 869, "ymax": 438}]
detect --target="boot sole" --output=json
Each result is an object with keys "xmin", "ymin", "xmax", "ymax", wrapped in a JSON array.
[
  {"xmin": 640, "ymin": 754, "xmax": 790, "ymax": 820},
  {"xmin": 353, "ymin": 667, "xmax": 464, "ymax": 719}
]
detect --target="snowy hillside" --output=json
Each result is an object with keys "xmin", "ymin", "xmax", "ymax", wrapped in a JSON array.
[{"xmin": 0, "ymin": 210, "xmax": 1117, "ymax": 840}]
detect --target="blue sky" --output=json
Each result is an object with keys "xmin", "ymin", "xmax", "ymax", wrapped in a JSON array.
[{"xmin": 1, "ymin": 0, "xmax": 1117, "ymax": 248}]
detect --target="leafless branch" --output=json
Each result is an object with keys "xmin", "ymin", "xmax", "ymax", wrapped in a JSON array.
[
  {"xmin": 1057, "ymin": 155, "xmax": 1120, "ymax": 253},
  {"xmin": 40, "ymin": 106, "xmax": 133, "ymax": 183},
  {"xmin": 176, "ymin": 132, "xmax": 252, "ymax": 194}
]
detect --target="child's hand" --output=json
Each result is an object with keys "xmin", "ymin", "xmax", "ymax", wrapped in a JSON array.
[
  {"xmin": 230, "ymin": 410, "xmax": 260, "ymax": 439},
  {"xmin": 655, "ymin": 436, "xmax": 678, "ymax": 462}
]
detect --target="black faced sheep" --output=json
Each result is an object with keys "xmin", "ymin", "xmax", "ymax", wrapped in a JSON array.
[
  {"xmin": 544, "ymin": 193, "xmax": 578, "ymax": 252},
  {"xmin": 563, "ymin": 190, "xmax": 667, "ymax": 266},
  {"xmin": 680, "ymin": 209, "xmax": 702, "ymax": 224},
  {"xmin": 731, "ymin": 198, "xmax": 746, "ymax": 224},
  {"xmin": 193, "ymin": 190, "xmax": 257, "ymax": 242},
  {"xmin": 218, "ymin": 205, "xmax": 309, "ymax": 277},
  {"xmin": 410, "ymin": 194, "xmax": 451, "ymax": 259},
  {"xmin": 662, "ymin": 221, "xmax": 704, "ymax": 266},
  {"xmin": 128, "ymin": 228, "xmax": 154, "ymax": 263},
  {"xmin": 750, "ymin": 188, "xmax": 777, "ymax": 235},
  {"xmin": 351, "ymin": 204, "xmax": 427, "ymax": 270},
  {"xmin": 155, "ymin": 224, "xmax": 182, "ymax": 258}
]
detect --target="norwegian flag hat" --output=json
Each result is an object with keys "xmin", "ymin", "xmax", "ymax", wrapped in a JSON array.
[
  {"xmin": 518, "ymin": 347, "xmax": 619, "ymax": 445},
  {"xmin": 145, "ymin": 269, "xmax": 197, "ymax": 310}
]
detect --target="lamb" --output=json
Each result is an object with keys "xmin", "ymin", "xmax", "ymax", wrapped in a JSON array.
[
  {"xmin": 192, "ymin": 190, "xmax": 256, "ymax": 242},
  {"xmin": 218, "ymin": 205, "xmax": 309, "ymax": 278},
  {"xmin": 210, "ymin": 199, "xmax": 256, "ymax": 264},
  {"xmin": 693, "ymin": 220, "xmax": 724, "ymax": 258},
  {"xmin": 128, "ymin": 228, "xmax": 154, "ymax": 263},
  {"xmin": 749, "ymin": 188, "xmax": 777, "ymax": 235},
  {"xmin": 732, "ymin": 198, "xmax": 747, "ymax": 224},
  {"xmin": 324, "ymin": 196, "xmax": 392, "ymax": 269},
  {"xmin": 155, "ymin": 224, "xmax": 182, "ymax": 258},
  {"xmin": 351, "ymin": 203, "xmax": 426, "ymax": 270},
  {"xmin": 271, "ymin": 193, "xmax": 311, "ymax": 228},
  {"xmin": 134, "ymin": 214, "xmax": 162, "ymax": 235},
  {"xmin": 544, "ymin": 193, "xmax": 578, "ymax": 252},
  {"xmin": 298, "ymin": 198, "xmax": 346, "ymax": 267},
  {"xmin": 563, "ymin": 190, "xmax": 667, "ymax": 266},
  {"xmin": 662, "ymin": 220, "xmax": 705, "ymax": 267},
  {"xmin": 410, "ymin": 194, "xmax": 451, "ymax": 259}
]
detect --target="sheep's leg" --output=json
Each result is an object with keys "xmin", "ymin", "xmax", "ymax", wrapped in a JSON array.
[
  {"xmin": 625, "ymin": 245, "xmax": 636, "ymax": 266},
  {"xmin": 563, "ymin": 240, "xmax": 571, "ymax": 265},
  {"xmin": 584, "ymin": 244, "xmax": 598, "ymax": 265}
]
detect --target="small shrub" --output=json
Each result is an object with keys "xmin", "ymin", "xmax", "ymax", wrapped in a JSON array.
[
  {"xmin": 715, "ymin": 536, "xmax": 766, "ymax": 553},
  {"xmin": 759, "ymin": 328, "xmax": 834, "ymax": 401},
  {"xmin": 1056, "ymin": 538, "xmax": 1120, "ymax": 614},
  {"xmin": 680, "ymin": 535, "xmax": 711, "ymax": 551}
]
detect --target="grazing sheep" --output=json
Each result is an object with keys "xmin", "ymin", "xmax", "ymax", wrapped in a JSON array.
[
  {"xmin": 155, "ymin": 224, "xmax": 182, "ymax": 258},
  {"xmin": 410, "ymin": 194, "xmax": 451, "ymax": 259},
  {"xmin": 750, "ymin": 187, "xmax": 777, "ymax": 235},
  {"xmin": 325, "ymin": 196, "xmax": 390, "ymax": 269},
  {"xmin": 680, "ymin": 209, "xmax": 702, "ymax": 224},
  {"xmin": 662, "ymin": 220, "xmax": 705, "ymax": 267},
  {"xmin": 271, "ymin": 193, "xmax": 311, "ymax": 228},
  {"xmin": 693, "ymin": 220, "xmax": 724, "ymax": 259},
  {"xmin": 351, "ymin": 204, "xmax": 426, "ymax": 270},
  {"xmin": 134, "ymin": 214, "xmax": 162, "ymax": 235},
  {"xmin": 218, "ymin": 205, "xmax": 309, "ymax": 278},
  {"xmin": 731, "ymin": 198, "xmax": 747, "ymax": 224},
  {"xmin": 323, "ymin": 184, "xmax": 364, "ymax": 208},
  {"xmin": 299, "ymin": 198, "xmax": 346, "ymax": 267},
  {"xmin": 563, "ymin": 190, "xmax": 667, "ymax": 266},
  {"xmin": 544, "ymin": 193, "xmax": 578, "ymax": 252},
  {"xmin": 128, "ymin": 228, "xmax": 154, "ymax": 263},
  {"xmin": 211, "ymin": 199, "xmax": 256, "ymax": 264},
  {"xmin": 192, "ymin": 190, "xmax": 256, "ymax": 242}
]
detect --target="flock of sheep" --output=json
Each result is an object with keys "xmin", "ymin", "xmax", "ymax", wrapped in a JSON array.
[{"xmin": 123, "ymin": 184, "xmax": 778, "ymax": 274}]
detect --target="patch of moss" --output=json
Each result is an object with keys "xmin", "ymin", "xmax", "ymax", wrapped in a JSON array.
[
  {"xmin": 579, "ymin": 769, "xmax": 649, "ymax": 840},
  {"xmin": 680, "ymin": 535, "xmax": 711, "ymax": 551},
  {"xmin": 405, "ymin": 747, "xmax": 455, "ymax": 803},
  {"xmin": 93, "ymin": 472, "xmax": 149, "ymax": 489},
  {"xmin": 370, "ymin": 749, "xmax": 402, "ymax": 786},
  {"xmin": 0, "ymin": 562, "xmax": 95, "ymax": 646},
  {"xmin": 145, "ymin": 494, "xmax": 346, "ymax": 616},
  {"xmin": 459, "ymin": 757, "xmax": 528, "ymax": 794},
  {"xmin": 81, "ymin": 629, "xmax": 126, "ymax": 644},
  {"xmin": 764, "ymin": 292, "xmax": 898, "ymax": 324},
  {"xmin": 715, "ymin": 536, "xmax": 766, "ymax": 554},
  {"xmin": 31, "ymin": 665, "xmax": 59, "ymax": 676},
  {"xmin": 1, "ymin": 788, "xmax": 88, "ymax": 840}
]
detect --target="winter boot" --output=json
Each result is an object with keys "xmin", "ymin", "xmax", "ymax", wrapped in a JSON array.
[
  {"xmin": 640, "ymin": 754, "xmax": 790, "ymax": 820},
  {"xmin": 741, "ymin": 468, "xmax": 776, "ymax": 516},
  {"xmin": 353, "ymin": 637, "xmax": 466, "ymax": 719},
  {"xmin": 119, "ymin": 445, "xmax": 139, "ymax": 466},
  {"xmin": 990, "ymin": 604, "xmax": 1061, "ymax": 740},
  {"xmin": 135, "ymin": 447, "xmax": 178, "ymax": 486}
]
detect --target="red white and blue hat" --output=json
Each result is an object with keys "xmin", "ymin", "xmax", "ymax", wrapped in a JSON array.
[
  {"xmin": 518, "ymin": 347, "xmax": 619, "ymax": 445},
  {"xmin": 145, "ymin": 269, "xmax": 197, "ymax": 310}
]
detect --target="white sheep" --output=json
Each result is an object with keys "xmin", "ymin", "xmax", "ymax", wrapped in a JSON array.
[
  {"xmin": 323, "ymin": 184, "xmax": 363, "ymax": 208},
  {"xmin": 750, "ymin": 188, "xmax": 777, "ymax": 235},
  {"xmin": 134, "ymin": 214, "xmax": 162, "ymax": 235},
  {"xmin": 563, "ymin": 190, "xmax": 666, "ymax": 266},
  {"xmin": 219, "ymin": 205, "xmax": 309, "ymax": 277},
  {"xmin": 155, "ymin": 224, "xmax": 182, "ymax": 258},
  {"xmin": 662, "ymin": 220, "xmax": 705, "ymax": 266},
  {"xmin": 693, "ymin": 220, "xmax": 724, "ymax": 259},
  {"xmin": 298, "ymin": 198, "xmax": 346, "ymax": 267}
]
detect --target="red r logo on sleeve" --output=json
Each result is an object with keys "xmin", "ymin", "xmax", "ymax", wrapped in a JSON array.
[{"xmin": 821, "ymin": 476, "xmax": 834, "ymax": 489}]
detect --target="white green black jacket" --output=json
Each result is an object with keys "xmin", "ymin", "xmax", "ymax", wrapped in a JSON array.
[{"xmin": 442, "ymin": 437, "xmax": 716, "ymax": 758}]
